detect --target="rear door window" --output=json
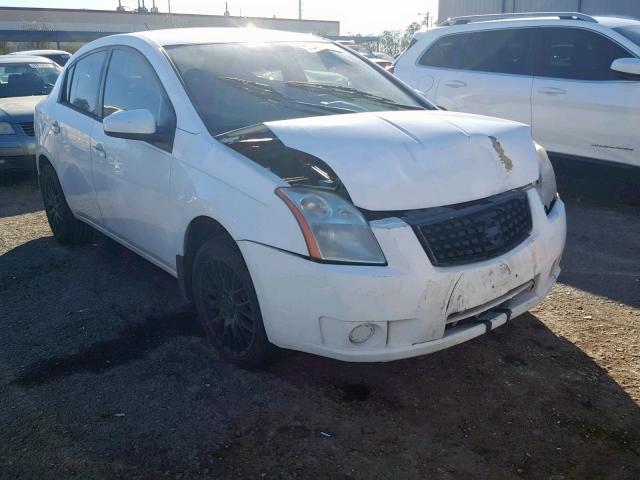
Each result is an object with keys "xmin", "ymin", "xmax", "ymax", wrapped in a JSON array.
[
  {"xmin": 419, "ymin": 29, "xmax": 532, "ymax": 75},
  {"xmin": 64, "ymin": 50, "xmax": 108, "ymax": 117},
  {"xmin": 458, "ymin": 29, "xmax": 532, "ymax": 75},
  {"xmin": 418, "ymin": 34, "xmax": 465, "ymax": 69},
  {"xmin": 534, "ymin": 27, "xmax": 632, "ymax": 80}
]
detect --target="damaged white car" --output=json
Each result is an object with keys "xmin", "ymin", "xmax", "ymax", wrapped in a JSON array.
[{"xmin": 35, "ymin": 28, "xmax": 566, "ymax": 368}]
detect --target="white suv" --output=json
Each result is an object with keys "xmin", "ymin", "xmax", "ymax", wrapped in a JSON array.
[
  {"xmin": 35, "ymin": 28, "xmax": 566, "ymax": 368},
  {"xmin": 394, "ymin": 13, "xmax": 640, "ymax": 167}
]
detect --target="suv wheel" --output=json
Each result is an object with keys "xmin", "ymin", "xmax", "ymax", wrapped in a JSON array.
[
  {"xmin": 40, "ymin": 162, "xmax": 93, "ymax": 244},
  {"xmin": 192, "ymin": 239, "xmax": 276, "ymax": 369}
]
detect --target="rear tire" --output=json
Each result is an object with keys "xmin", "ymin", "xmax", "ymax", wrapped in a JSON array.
[
  {"xmin": 39, "ymin": 162, "xmax": 93, "ymax": 244},
  {"xmin": 192, "ymin": 239, "xmax": 276, "ymax": 369}
]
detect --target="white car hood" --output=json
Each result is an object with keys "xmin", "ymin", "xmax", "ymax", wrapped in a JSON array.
[
  {"xmin": 265, "ymin": 110, "xmax": 539, "ymax": 211},
  {"xmin": 0, "ymin": 95, "xmax": 44, "ymax": 120}
]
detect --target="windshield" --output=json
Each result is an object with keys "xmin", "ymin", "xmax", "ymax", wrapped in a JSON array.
[
  {"xmin": 167, "ymin": 41, "xmax": 428, "ymax": 135},
  {"xmin": 45, "ymin": 54, "xmax": 71, "ymax": 66},
  {"xmin": 0, "ymin": 62, "xmax": 61, "ymax": 98},
  {"xmin": 615, "ymin": 25, "xmax": 640, "ymax": 48}
]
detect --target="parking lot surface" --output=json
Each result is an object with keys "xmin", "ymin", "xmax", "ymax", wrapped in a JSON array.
[{"xmin": 1, "ymin": 159, "xmax": 639, "ymax": 479}]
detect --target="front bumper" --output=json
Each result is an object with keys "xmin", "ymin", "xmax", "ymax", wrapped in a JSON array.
[
  {"xmin": 0, "ymin": 137, "xmax": 36, "ymax": 171},
  {"xmin": 239, "ymin": 189, "xmax": 566, "ymax": 362}
]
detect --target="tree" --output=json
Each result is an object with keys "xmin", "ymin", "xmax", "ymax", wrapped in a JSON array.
[
  {"xmin": 378, "ymin": 30, "xmax": 402, "ymax": 56},
  {"xmin": 378, "ymin": 19, "xmax": 428, "ymax": 56},
  {"xmin": 401, "ymin": 21, "xmax": 421, "ymax": 50}
]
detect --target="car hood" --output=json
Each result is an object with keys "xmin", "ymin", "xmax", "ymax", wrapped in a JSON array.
[
  {"xmin": 263, "ymin": 110, "xmax": 540, "ymax": 211},
  {"xmin": 0, "ymin": 96, "xmax": 43, "ymax": 121}
]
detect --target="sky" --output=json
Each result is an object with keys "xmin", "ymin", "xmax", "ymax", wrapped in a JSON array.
[{"xmin": 0, "ymin": 0, "xmax": 439, "ymax": 34}]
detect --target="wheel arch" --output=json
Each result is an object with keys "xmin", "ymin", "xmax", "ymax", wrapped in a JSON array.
[
  {"xmin": 37, "ymin": 154, "xmax": 52, "ymax": 175},
  {"xmin": 179, "ymin": 215, "xmax": 240, "ymax": 302}
]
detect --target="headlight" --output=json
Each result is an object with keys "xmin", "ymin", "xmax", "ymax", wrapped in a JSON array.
[
  {"xmin": 534, "ymin": 143, "xmax": 558, "ymax": 214},
  {"xmin": 276, "ymin": 187, "xmax": 386, "ymax": 265},
  {"xmin": 0, "ymin": 122, "xmax": 15, "ymax": 135}
]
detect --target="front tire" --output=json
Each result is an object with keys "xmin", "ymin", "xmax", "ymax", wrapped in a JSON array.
[
  {"xmin": 192, "ymin": 239, "xmax": 276, "ymax": 369},
  {"xmin": 39, "ymin": 162, "xmax": 93, "ymax": 244}
]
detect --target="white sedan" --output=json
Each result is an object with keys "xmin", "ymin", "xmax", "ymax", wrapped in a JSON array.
[{"xmin": 35, "ymin": 28, "xmax": 566, "ymax": 368}]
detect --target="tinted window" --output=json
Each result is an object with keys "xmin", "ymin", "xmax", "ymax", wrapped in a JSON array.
[
  {"xmin": 535, "ymin": 27, "xmax": 631, "ymax": 80},
  {"xmin": 459, "ymin": 29, "xmax": 531, "ymax": 75},
  {"xmin": 419, "ymin": 34, "xmax": 465, "ymax": 69},
  {"xmin": 66, "ymin": 51, "xmax": 107, "ymax": 116},
  {"xmin": 419, "ymin": 29, "xmax": 531, "ymax": 75},
  {"xmin": 63, "ymin": 64, "xmax": 74, "ymax": 102},
  {"xmin": 102, "ymin": 48, "xmax": 176, "ymax": 150}
]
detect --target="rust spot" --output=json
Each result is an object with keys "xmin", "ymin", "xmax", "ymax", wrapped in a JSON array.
[{"xmin": 489, "ymin": 136, "xmax": 513, "ymax": 172}]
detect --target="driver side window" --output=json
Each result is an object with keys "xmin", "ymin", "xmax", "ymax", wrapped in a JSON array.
[{"xmin": 102, "ymin": 48, "xmax": 176, "ymax": 151}]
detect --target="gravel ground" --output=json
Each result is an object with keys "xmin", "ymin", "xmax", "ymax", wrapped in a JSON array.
[{"xmin": 1, "ymin": 158, "xmax": 639, "ymax": 480}]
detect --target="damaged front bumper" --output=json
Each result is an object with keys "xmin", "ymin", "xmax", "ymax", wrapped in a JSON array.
[{"xmin": 239, "ymin": 189, "xmax": 566, "ymax": 362}]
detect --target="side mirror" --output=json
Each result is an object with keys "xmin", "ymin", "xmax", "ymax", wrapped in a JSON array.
[
  {"xmin": 611, "ymin": 58, "xmax": 640, "ymax": 80},
  {"xmin": 103, "ymin": 109, "xmax": 157, "ymax": 140}
]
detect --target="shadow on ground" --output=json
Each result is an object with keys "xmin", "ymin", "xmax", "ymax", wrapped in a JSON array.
[
  {"xmin": 0, "ymin": 172, "xmax": 42, "ymax": 218},
  {"xmin": 549, "ymin": 158, "xmax": 640, "ymax": 308}
]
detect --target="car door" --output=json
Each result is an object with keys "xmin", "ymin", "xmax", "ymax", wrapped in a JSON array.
[
  {"xmin": 428, "ymin": 28, "xmax": 534, "ymax": 125},
  {"xmin": 531, "ymin": 27, "xmax": 639, "ymax": 166},
  {"xmin": 91, "ymin": 47, "xmax": 177, "ymax": 267},
  {"xmin": 52, "ymin": 50, "xmax": 108, "ymax": 221}
]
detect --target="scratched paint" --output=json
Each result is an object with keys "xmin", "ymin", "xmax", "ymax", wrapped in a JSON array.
[{"xmin": 489, "ymin": 136, "xmax": 513, "ymax": 172}]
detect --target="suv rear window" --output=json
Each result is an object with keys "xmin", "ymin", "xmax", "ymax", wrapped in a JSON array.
[{"xmin": 419, "ymin": 29, "xmax": 532, "ymax": 75}]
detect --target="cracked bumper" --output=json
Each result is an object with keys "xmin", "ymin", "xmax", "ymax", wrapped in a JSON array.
[{"xmin": 239, "ymin": 190, "xmax": 566, "ymax": 362}]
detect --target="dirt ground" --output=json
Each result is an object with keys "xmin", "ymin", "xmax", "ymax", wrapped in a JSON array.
[{"xmin": 1, "ymin": 157, "xmax": 639, "ymax": 480}]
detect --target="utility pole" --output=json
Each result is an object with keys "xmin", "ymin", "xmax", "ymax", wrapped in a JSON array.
[
  {"xmin": 418, "ymin": 10, "xmax": 431, "ymax": 27},
  {"xmin": 298, "ymin": 0, "xmax": 302, "ymax": 20}
]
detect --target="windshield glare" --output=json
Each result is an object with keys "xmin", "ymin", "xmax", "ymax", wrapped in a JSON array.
[
  {"xmin": 0, "ymin": 62, "xmax": 61, "ymax": 98},
  {"xmin": 615, "ymin": 25, "xmax": 640, "ymax": 48},
  {"xmin": 167, "ymin": 41, "xmax": 426, "ymax": 135}
]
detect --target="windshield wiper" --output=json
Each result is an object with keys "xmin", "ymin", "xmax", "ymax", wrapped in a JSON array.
[
  {"xmin": 217, "ymin": 76, "xmax": 357, "ymax": 114},
  {"xmin": 284, "ymin": 81, "xmax": 425, "ymax": 110}
]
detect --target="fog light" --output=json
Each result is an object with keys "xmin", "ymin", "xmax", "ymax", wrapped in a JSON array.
[{"xmin": 349, "ymin": 323, "xmax": 375, "ymax": 344}]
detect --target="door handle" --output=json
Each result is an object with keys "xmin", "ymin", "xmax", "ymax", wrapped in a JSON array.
[
  {"xmin": 92, "ymin": 143, "xmax": 106, "ymax": 158},
  {"xmin": 538, "ymin": 87, "xmax": 567, "ymax": 96},
  {"xmin": 444, "ymin": 80, "xmax": 467, "ymax": 88},
  {"xmin": 51, "ymin": 121, "xmax": 60, "ymax": 135}
]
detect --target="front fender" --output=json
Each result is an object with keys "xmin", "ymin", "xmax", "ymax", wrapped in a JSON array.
[{"xmin": 170, "ymin": 130, "xmax": 309, "ymax": 258}]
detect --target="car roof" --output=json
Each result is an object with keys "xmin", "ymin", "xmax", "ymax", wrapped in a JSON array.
[
  {"xmin": 592, "ymin": 16, "xmax": 640, "ymax": 28},
  {"xmin": 129, "ymin": 27, "xmax": 324, "ymax": 47},
  {"xmin": 434, "ymin": 13, "xmax": 640, "ymax": 30},
  {"xmin": 0, "ymin": 55, "xmax": 57, "ymax": 64},
  {"xmin": 9, "ymin": 49, "xmax": 71, "ymax": 55}
]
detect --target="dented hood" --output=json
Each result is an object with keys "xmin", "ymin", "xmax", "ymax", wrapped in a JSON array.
[{"xmin": 263, "ymin": 110, "xmax": 539, "ymax": 211}]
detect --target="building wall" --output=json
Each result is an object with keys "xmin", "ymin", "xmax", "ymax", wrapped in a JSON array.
[
  {"xmin": 0, "ymin": 6, "xmax": 339, "ymax": 38},
  {"xmin": 439, "ymin": 0, "xmax": 640, "ymax": 21}
]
